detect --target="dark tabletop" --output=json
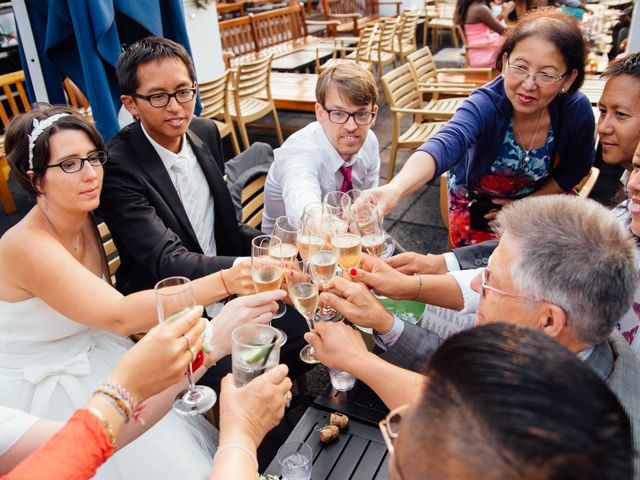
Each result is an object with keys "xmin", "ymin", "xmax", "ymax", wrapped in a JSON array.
[{"xmin": 264, "ymin": 406, "xmax": 390, "ymax": 479}]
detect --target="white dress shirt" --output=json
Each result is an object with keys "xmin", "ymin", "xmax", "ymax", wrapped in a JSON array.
[
  {"xmin": 141, "ymin": 124, "xmax": 217, "ymax": 257},
  {"xmin": 141, "ymin": 125, "xmax": 223, "ymax": 317},
  {"xmin": 262, "ymin": 121, "xmax": 380, "ymax": 233}
]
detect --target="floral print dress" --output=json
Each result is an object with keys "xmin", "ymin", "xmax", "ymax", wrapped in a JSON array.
[{"xmin": 447, "ymin": 123, "xmax": 556, "ymax": 247}]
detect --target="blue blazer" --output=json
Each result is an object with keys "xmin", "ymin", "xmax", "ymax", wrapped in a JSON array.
[{"xmin": 418, "ymin": 76, "xmax": 595, "ymax": 192}]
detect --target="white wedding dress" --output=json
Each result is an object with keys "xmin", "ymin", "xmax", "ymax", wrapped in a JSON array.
[{"xmin": 0, "ymin": 296, "xmax": 216, "ymax": 479}]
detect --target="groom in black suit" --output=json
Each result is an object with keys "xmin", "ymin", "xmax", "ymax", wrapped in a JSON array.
[{"xmin": 99, "ymin": 37, "xmax": 308, "ymax": 386}]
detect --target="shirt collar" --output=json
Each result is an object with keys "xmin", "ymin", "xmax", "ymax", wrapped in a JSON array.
[
  {"xmin": 140, "ymin": 122, "xmax": 190, "ymax": 170},
  {"xmin": 576, "ymin": 346, "xmax": 595, "ymax": 361}
]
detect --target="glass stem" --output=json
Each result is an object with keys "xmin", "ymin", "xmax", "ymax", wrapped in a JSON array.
[{"xmin": 186, "ymin": 364, "xmax": 197, "ymax": 393}]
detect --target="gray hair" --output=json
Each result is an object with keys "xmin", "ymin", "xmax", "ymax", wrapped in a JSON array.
[{"xmin": 493, "ymin": 195, "xmax": 638, "ymax": 346}]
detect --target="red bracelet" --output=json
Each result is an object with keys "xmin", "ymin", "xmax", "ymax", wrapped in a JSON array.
[{"xmin": 220, "ymin": 269, "xmax": 231, "ymax": 297}]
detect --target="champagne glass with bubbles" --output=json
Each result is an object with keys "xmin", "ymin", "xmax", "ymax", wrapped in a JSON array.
[
  {"xmin": 252, "ymin": 235, "xmax": 287, "ymax": 345},
  {"xmin": 268, "ymin": 215, "xmax": 300, "ymax": 325},
  {"xmin": 287, "ymin": 260, "xmax": 321, "ymax": 364},
  {"xmin": 155, "ymin": 276, "xmax": 217, "ymax": 415}
]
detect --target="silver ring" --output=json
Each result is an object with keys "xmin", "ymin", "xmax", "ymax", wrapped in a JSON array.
[
  {"xmin": 284, "ymin": 391, "xmax": 292, "ymax": 408},
  {"xmin": 182, "ymin": 334, "xmax": 192, "ymax": 350},
  {"xmin": 189, "ymin": 346, "xmax": 197, "ymax": 362}
]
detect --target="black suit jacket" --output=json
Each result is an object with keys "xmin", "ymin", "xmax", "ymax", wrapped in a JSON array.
[{"xmin": 99, "ymin": 117, "xmax": 259, "ymax": 294}]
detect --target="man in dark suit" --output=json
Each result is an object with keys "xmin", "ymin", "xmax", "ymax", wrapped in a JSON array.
[{"xmin": 99, "ymin": 37, "xmax": 308, "ymax": 388}]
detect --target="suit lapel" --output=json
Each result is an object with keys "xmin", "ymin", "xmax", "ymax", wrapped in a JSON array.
[{"xmin": 128, "ymin": 123, "xmax": 201, "ymax": 249}]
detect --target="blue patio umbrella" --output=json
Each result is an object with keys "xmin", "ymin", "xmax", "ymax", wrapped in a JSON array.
[{"xmin": 19, "ymin": 0, "xmax": 195, "ymax": 141}]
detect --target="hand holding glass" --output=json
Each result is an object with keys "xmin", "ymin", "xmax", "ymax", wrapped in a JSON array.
[{"xmin": 155, "ymin": 276, "xmax": 217, "ymax": 415}]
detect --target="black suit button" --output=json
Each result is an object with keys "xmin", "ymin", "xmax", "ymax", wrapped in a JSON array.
[{"xmin": 474, "ymin": 259, "xmax": 482, "ymax": 266}]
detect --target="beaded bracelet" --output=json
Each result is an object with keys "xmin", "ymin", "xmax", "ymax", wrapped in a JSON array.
[
  {"xmin": 94, "ymin": 386, "xmax": 131, "ymax": 423},
  {"xmin": 103, "ymin": 380, "xmax": 146, "ymax": 425},
  {"xmin": 94, "ymin": 390, "xmax": 130, "ymax": 423},
  {"xmin": 87, "ymin": 407, "xmax": 117, "ymax": 448},
  {"xmin": 96, "ymin": 380, "xmax": 147, "ymax": 425},
  {"xmin": 411, "ymin": 274, "xmax": 423, "ymax": 301},
  {"xmin": 214, "ymin": 443, "xmax": 259, "ymax": 470}
]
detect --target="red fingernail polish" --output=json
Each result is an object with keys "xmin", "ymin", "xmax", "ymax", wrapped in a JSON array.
[{"xmin": 349, "ymin": 268, "xmax": 357, "ymax": 276}]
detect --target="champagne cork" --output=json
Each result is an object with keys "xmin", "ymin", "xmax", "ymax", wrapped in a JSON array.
[
  {"xmin": 318, "ymin": 425, "xmax": 339, "ymax": 443},
  {"xmin": 329, "ymin": 412, "xmax": 349, "ymax": 429}
]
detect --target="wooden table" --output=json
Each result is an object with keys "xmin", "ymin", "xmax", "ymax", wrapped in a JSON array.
[
  {"xmin": 264, "ymin": 406, "xmax": 390, "ymax": 479},
  {"xmin": 271, "ymin": 47, "xmax": 334, "ymax": 73},
  {"xmin": 262, "ymin": 72, "xmax": 318, "ymax": 112}
]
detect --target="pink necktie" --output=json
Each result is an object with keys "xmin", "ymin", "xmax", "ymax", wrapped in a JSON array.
[{"xmin": 340, "ymin": 164, "xmax": 353, "ymax": 193}]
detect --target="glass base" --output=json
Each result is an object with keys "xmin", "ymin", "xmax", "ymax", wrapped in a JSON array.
[
  {"xmin": 315, "ymin": 308, "xmax": 343, "ymax": 323},
  {"xmin": 275, "ymin": 327, "xmax": 288, "ymax": 346},
  {"xmin": 299, "ymin": 344, "xmax": 320, "ymax": 364},
  {"xmin": 272, "ymin": 301, "xmax": 286, "ymax": 319},
  {"xmin": 173, "ymin": 385, "xmax": 217, "ymax": 415}
]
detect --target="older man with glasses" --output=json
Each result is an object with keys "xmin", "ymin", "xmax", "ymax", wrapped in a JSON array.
[
  {"xmin": 261, "ymin": 63, "xmax": 380, "ymax": 233},
  {"xmin": 307, "ymin": 195, "xmax": 640, "ymax": 475}
]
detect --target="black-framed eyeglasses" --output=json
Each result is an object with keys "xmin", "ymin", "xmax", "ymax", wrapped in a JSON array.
[
  {"xmin": 506, "ymin": 60, "xmax": 567, "ymax": 86},
  {"xmin": 131, "ymin": 87, "xmax": 197, "ymax": 108},
  {"xmin": 322, "ymin": 106, "xmax": 376, "ymax": 125},
  {"xmin": 379, "ymin": 404, "xmax": 409, "ymax": 480},
  {"xmin": 43, "ymin": 151, "xmax": 108, "ymax": 173}
]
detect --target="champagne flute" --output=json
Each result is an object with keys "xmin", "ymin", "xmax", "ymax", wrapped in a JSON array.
[
  {"xmin": 323, "ymin": 191, "xmax": 349, "ymax": 234},
  {"xmin": 155, "ymin": 276, "xmax": 217, "ymax": 415},
  {"xmin": 350, "ymin": 191, "xmax": 395, "ymax": 258},
  {"xmin": 287, "ymin": 260, "xmax": 320, "ymax": 364},
  {"xmin": 252, "ymin": 235, "xmax": 287, "ymax": 345},
  {"xmin": 353, "ymin": 201, "xmax": 387, "ymax": 258},
  {"xmin": 297, "ymin": 203, "xmax": 326, "ymax": 262},
  {"xmin": 331, "ymin": 212, "xmax": 362, "ymax": 271},
  {"xmin": 306, "ymin": 207, "xmax": 342, "ymax": 322},
  {"xmin": 269, "ymin": 216, "xmax": 300, "ymax": 323}
]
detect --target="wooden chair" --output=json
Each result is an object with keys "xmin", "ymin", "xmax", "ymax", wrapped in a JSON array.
[
  {"xmin": 407, "ymin": 46, "xmax": 492, "ymax": 99},
  {"xmin": 393, "ymin": 10, "xmax": 420, "ymax": 63},
  {"xmin": 576, "ymin": 167, "xmax": 600, "ymax": 198},
  {"xmin": 241, "ymin": 173, "xmax": 267, "ymax": 228},
  {"xmin": 426, "ymin": 3, "xmax": 457, "ymax": 50},
  {"xmin": 381, "ymin": 63, "xmax": 447, "ymax": 180},
  {"xmin": 316, "ymin": 22, "xmax": 378, "ymax": 73},
  {"xmin": 318, "ymin": 0, "xmax": 400, "ymax": 36},
  {"xmin": 0, "ymin": 71, "xmax": 31, "ymax": 214},
  {"xmin": 370, "ymin": 17, "xmax": 399, "ymax": 77},
  {"xmin": 63, "ymin": 78, "xmax": 93, "ymax": 123},
  {"xmin": 228, "ymin": 55, "xmax": 284, "ymax": 150},
  {"xmin": 199, "ymin": 72, "xmax": 242, "ymax": 156},
  {"xmin": 97, "ymin": 222, "xmax": 120, "ymax": 286},
  {"xmin": 217, "ymin": 1, "xmax": 245, "ymax": 20}
]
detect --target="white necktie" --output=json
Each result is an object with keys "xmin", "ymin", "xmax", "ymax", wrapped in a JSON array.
[{"xmin": 171, "ymin": 157, "xmax": 214, "ymax": 256}]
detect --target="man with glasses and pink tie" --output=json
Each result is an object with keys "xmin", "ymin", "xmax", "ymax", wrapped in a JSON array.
[{"xmin": 262, "ymin": 63, "xmax": 380, "ymax": 233}]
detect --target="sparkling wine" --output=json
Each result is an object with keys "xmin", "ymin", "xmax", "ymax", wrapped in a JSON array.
[
  {"xmin": 309, "ymin": 251, "xmax": 337, "ymax": 284},
  {"xmin": 252, "ymin": 265, "xmax": 283, "ymax": 292},
  {"xmin": 330, "ymin": 216, "xmax": 348, "ymax": 234},
  {"xmin": 331, "ymin": 233, "xmax": 362, "ymax": 269},
  {"xmin": 289, "ymin": 283, "xmax": 319, "ymax": 321},
  {"xmin": 361, "ymin": 233, "xmax": 386, "ymax": 257},
  {"xmin": 269, "ymin": 242, "xmax": 298, "ymax": 261},
  {"xmin": 297, "ymin": 234, "xmax": 325, "ymax": 261}
]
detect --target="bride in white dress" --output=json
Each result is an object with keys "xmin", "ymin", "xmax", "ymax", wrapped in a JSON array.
[{"xmin": 0, "ymin": 106, "xmax": 281, "ymax": 478}]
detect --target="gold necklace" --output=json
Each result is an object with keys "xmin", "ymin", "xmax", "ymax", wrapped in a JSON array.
[{"xmin": 513, "ymin": 110, "xmax": 545, "ymax": 162}]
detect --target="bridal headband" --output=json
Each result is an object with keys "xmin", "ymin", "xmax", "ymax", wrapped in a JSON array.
[{"xmin": 28, "ymin": 113, "xmax": 72, "ymax": 170}]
